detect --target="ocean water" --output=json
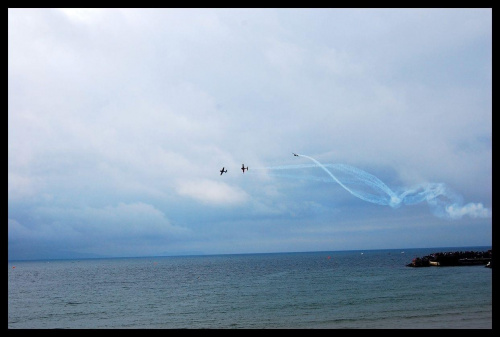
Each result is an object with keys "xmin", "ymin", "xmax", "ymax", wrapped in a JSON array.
[{"xmin": 8, "ymin": 246, "xmax": 492, "ymax": 329}]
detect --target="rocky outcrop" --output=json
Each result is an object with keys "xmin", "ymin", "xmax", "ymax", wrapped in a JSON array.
[{"xmin": 407, "ymin": 250, "xmax": 492, "ymax": 267}]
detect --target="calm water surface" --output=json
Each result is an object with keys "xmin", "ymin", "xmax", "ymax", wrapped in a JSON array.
[{"xmin": 8, "ymin": 246, "xmax": 492, "ymax": 329}]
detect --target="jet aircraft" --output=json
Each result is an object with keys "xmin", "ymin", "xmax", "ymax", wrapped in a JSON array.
[
  {"xmin": 292, "ymin": 153, "xmax": 299, "ymax": 156},
  {"xmin": 241, "ymin": 164, "xmax": 248, "ymax": 173},
  {"xmin": 220, "ymin": 167, "xmax": 227, "ymax": 175}
]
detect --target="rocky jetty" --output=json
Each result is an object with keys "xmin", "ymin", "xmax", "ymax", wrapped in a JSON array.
[{"xmin": 407, "ymin": 249, "xmax": 492, "ymax": 267}]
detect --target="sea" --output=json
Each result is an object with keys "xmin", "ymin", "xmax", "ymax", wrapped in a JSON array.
[{"xmin": 8, "ymin": 246, "xmax": 492, "ymax": 329}]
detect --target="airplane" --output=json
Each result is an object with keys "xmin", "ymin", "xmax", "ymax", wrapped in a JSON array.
[
  {"xmin": 292, "ymin": 153, "xmax": 299, "ymax": 157},
  {"xmin": 241, "ymin": 164, "xmax": 248, "ymax": 173},
  {"xmin": 220, "ymin": 167, "xmax": 227, "ymax": 175}
]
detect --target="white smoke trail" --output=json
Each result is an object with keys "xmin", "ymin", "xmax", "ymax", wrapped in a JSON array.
[
  {"xmin": 252, "ymin": 154, "xmax": 491, "ymax": 220},
  {"xmin": 298, "ymin": 154, "xmax": 401, "ymax": 207}
]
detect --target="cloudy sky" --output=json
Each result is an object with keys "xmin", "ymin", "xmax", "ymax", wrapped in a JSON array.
[{"xmin": 8, "ymin": 8, "xmax": 492, "ymax": 260}]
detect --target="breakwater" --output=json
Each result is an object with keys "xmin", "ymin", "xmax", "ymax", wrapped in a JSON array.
[{"xmin": 407, "ymin": 249, "xmax": 492, "ymax": 267}]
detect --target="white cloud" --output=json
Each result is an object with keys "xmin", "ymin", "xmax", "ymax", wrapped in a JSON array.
[
  {"xmin": 9, "ymin": 202, "xmax": 192, "ymax": 256},
  {"xmin": 8, "ymin": 173, "xmax": 38, "ymax": 200},
  {"xmin": 315, "ymin": 47, "xmax": 364, "ymax": 77},
  {"xmin": 446, "ymin": 203, "xmax": 492, "ymax": 220},
  {"xmin": 58, "ymin": 8, "xmax": 107, "ymax": 23},
  {"xmin": 176, "ymin": 179, "xmax": 249, "ymax": 206}
]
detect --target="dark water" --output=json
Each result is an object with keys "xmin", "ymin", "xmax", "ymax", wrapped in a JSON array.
[{"xmin": 8, "ymin": 247, "xmax": 492, "ymax": 329}]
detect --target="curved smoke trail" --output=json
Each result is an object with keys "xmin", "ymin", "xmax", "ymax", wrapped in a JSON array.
[
  {"xmin": 299, "ymin": 154, "xmax": 402, "ymax": 208},
  {"xmin": 253, "ymin": 154, "xmax": 491, "ymax": 220}
]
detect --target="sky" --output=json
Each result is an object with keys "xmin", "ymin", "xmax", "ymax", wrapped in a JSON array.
[{"xmin": 8, "ymin": 8, "xmax": 492, "ymax": 260}]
